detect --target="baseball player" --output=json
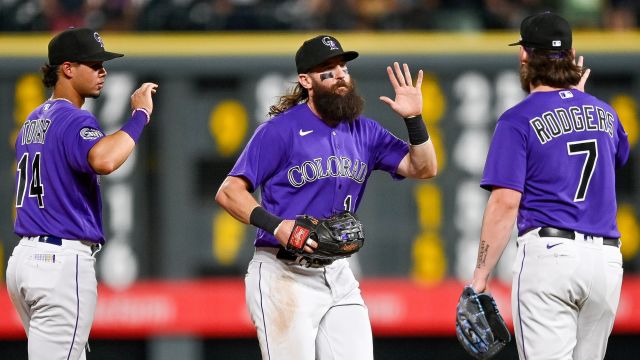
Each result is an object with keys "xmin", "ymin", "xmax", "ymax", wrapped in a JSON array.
[
  {"xmin": 6, "ymin": 28, "xmax": 157, "ymax": 359},
  {"xmin": 216, "ymin": 35, "xmax": 437, "ymax": 359},
  {"xmin": 468, "ymin": 13, "xmax": 629, "ymax": 359}
]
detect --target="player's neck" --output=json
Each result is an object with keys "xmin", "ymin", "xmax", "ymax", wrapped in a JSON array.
[
  {"xmin": 530, "ymin": 84, "xmax": 566, "ymax": 93},
  {"xmin": 306, "ymin": 100, "xmax": 321, "ymax": 119},
  {"xmin": 52, "ymin": 83, "xmax": 85, "ymax": 108}
]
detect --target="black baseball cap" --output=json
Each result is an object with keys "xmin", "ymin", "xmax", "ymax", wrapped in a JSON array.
[
  {"xmin": 48, "ymin": 28, "xmax": 124, "ymax": 65},
  {"xmin": 295, "ymin": 35, "xmax": 359, "ymax": 74},
  {"xmin": 509, "ymin": 12, "xmax": 572, "ymax": 50}
]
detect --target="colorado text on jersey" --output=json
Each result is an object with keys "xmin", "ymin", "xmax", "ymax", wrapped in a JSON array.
[{"xmin": 287, "ymin": 156, "xmax": 367, "ymax": 187}]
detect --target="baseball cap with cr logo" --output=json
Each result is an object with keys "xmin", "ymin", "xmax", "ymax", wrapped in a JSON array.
[
  {"xmin": 295, "ymin": 35, "xmax": 359, "ymax": 74},
  {"xmin": 509, "ymin": 12, "xmax": 572, "ymax": 50},
  {"xmin": 48, "ymin": 27, "xmax": 124, "ymax": 65}
]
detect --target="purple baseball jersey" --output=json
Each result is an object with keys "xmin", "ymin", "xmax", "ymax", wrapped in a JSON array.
[
  {"xmin": 14, "ymin": 99, "xmax": 106, "ymax": 243},
  {"xmin": 230, "ymin": 103, "xmax": 410, "ymax": 247},
  {"xmin": 481, "ymin": 89, "xmax": 629, "ymax": 237}
]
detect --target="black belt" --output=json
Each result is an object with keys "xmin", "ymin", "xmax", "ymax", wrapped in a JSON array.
[
  {"xmin": 276, "ymin": 247, "xmax": 334, "ymax": 267},
  {"xmin": 538, "ymin": 227, "xmax": 620, "ymax": 247}
]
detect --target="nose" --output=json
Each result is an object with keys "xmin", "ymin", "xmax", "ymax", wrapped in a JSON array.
[{"xmin": 333, "ymin": 66, "xmax": 346, "ymax": 79}]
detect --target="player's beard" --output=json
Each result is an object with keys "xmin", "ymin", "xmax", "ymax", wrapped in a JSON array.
[
  {"xmin": 311, "ymin": 79, "xmax": 364, "ymax": 127},
  {"xmin": 519, "ymin": 64, "xmax": 532, "ymax": 94}
]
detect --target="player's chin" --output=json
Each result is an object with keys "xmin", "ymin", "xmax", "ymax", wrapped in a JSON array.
[
  {"xmin": 334, "ymin": 87, "xmax": 349, "ymax": 96},
  {"xmin": 89, "ymin": 90, "xmax": 102, "ymax": 99}
]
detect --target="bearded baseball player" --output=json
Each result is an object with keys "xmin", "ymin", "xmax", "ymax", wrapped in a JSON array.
[
  {"xmin": 216, "ymin": 34, "xmax": 437, "ymax": 359},
  {"xmin": 466, "ymin": 12, "xmax": 629, "ymax": 359},
  {"xmin": 6, "ymin": 28, "xmax": 157, "ymax": 359}
]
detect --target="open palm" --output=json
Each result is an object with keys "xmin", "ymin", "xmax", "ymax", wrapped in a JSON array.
[{"xmin": 379, "ymin": 62, "xmax": 424, "ymax": 118}]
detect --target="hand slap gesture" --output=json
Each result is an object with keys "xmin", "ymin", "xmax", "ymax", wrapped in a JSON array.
[{"xmin": 379, "ymin": 62, "xmax": 424, "ymax": 118}]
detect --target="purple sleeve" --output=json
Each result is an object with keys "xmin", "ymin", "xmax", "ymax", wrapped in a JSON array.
[
  {"xmin": 229, "ymin": 122, "xmax": 287, "ymax": 192},
  {"xmin": 371, "ymin": 121, "xmax": 409, "ymax": 179},
  {"xmin": 616, "ymin": 117, "xmax": 630, "ymax": 168},
  {"xmin": 63, "ymin": 112, "xmax": 105, "ymax": 174},
  {"xmin": 480, "ymin": 120, "xmax": 527, "ymax": 192}
]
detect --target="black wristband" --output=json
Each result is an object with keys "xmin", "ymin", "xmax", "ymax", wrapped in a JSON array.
[
  {"xmin": 403, "ymin": 115, "xmax": 429, "ymax": 145},
  {"xmin": 249, "ymin": 206, "xmax": 283, "ymax": 235}
]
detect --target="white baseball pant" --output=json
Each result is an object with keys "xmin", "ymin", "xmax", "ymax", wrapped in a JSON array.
[
  {"xmin": 512, "ymin": 229, "xmax": 623, "ymax": 360},
  {"xmin": 6, "ymin": 237, "xmax": 99, "ymax": 360},
  {"xmin": 246, "ymin": 247, "xmax": 373, "ymax": 360}
]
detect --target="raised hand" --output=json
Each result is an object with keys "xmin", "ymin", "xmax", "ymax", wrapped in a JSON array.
[
  {"xmin": 379, "ymin": 62, "xmax": 424, "ymax": 118},
  {"xmin": 573, "ymin": 55, "xmax": 590, "ymax": 92},
  {"xmin": 131, "ymin": 82, "xmax": 158, "ymax": 115}
]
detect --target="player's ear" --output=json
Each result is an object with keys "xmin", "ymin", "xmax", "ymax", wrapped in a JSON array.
[
  {"xmin": 60, "ymin": 62, "xmax": 74, "ymax": 78},
  {"xmin": 298, "ymin": 74, "xmax": 312, "ymax": 90}
]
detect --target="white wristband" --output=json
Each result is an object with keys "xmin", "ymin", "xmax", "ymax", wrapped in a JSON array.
[{"xmin": 132, "ymin": 108, "xmax": 151, "ymax": 124}]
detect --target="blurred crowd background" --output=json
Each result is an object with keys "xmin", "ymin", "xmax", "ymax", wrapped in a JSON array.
[{"xmin": 1, "ymin": 0, "xmax": 638, "ymax": 33}]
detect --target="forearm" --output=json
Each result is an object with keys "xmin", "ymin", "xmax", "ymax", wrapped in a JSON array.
[
  {"xmin": 216, "ymin": 176, "xmax": 291, "ymax": 245},
  {"xmin": 471, "ymin": 188, "xmax": 520, "ymax": 291},
  {"xmin": 396, "ymin": 115, "xmax": 437, "ymax": 179},
  {"xmin": 88, "ymin": 109, "xmax": 149, "ymax": 175},
  {"xmin": 88, "ymin": 131, "xmax": 135, "ymax": 174},
  {"xmin": 406, "ymin": 140, "xmax": 437, "ymax": 179},
  {"xmin": 472, "ymin": 224, "xmax": 513, "ymax": 287},
  {"xmin": 215, "ymin": 177, "xmax": 260, "ymax": 224},
  {"xmin": 396, "ymin": 141, "xmax": 437, "ymax": 179}
]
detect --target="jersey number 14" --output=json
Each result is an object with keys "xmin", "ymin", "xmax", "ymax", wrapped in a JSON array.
[{"xmin": 16, "ymin": 152, "xmax": 45, "ymax": 208}]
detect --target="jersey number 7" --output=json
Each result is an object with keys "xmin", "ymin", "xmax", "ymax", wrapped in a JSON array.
[{"xmin": 567, "ymin": 139, "xmax": 597, "ymax": 202}]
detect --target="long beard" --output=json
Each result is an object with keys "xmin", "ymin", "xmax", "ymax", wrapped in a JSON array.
[{"xmin": 312, "ymin": 79, "xmax": 364, "ymax": 127}]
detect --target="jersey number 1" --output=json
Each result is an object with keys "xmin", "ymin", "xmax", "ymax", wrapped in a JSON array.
[
  {"xmin": 567, "ymin": 139, "xmax": 598, "ymax": 202},
  {"xmin": 343, "ymin": 195, "xmax": 353, "ymax": 212},
  {"xmin": 16, "ymin": 152, "xmax": 45, "ymax": 208}
]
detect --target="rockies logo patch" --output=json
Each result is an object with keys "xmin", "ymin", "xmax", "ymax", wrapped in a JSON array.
[
  {"xmin": 94, "ymin": 32, "xmax": 105, "ymax": 48},
  {"xmin": 322, "ymin": 36, "xmax": 339, "ymax": 50},
  {"xmin": 80, "ymin": 127, "xmax": 104, "ymax": 140}
]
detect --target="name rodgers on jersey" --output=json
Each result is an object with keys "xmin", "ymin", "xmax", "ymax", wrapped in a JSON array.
[
  {"xmin": 529, "ymin": 105, "xmax": 615, "ymax": 145},
  {"xmin": 287, "ymin": 156, "xmax": 368, "ymax": 187}
]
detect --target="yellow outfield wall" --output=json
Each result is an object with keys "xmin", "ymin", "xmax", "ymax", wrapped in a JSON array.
[{"xmin": 0, "ymin": 31, "xmax": 639, "ymax": 57}]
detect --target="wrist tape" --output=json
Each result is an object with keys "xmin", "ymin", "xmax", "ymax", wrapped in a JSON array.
[
  {"xmin": 250, "ymin": 206, "xmax": 283, "ymax": 235},
  {"xmin": 403, "ymin": 115, "xmax": 429, "ymax": 145}
]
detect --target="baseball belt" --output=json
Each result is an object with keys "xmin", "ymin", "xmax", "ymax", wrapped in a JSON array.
[
  {"xmin": 275, "ymin": 247, "xmax": 335, "ymax": 267},
  {"xmin": 538, "ymin": 227, "xmax": 620, "ymax": 247},
  {"xmin": 33, "ymin": 235, "xmax": 102, "ymax": 253}
]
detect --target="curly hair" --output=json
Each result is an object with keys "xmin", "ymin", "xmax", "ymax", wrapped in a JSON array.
[
  {"xmin": 268, "ymin": 83, "xmax": 308, "ymax": 117},
  {"xmin": 41, "ymin": 64, "xmax": 59, "ymax": 88},
  {"xmin": 521, "ymin": 48, "xmax": 581, "ymax": 91}
]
